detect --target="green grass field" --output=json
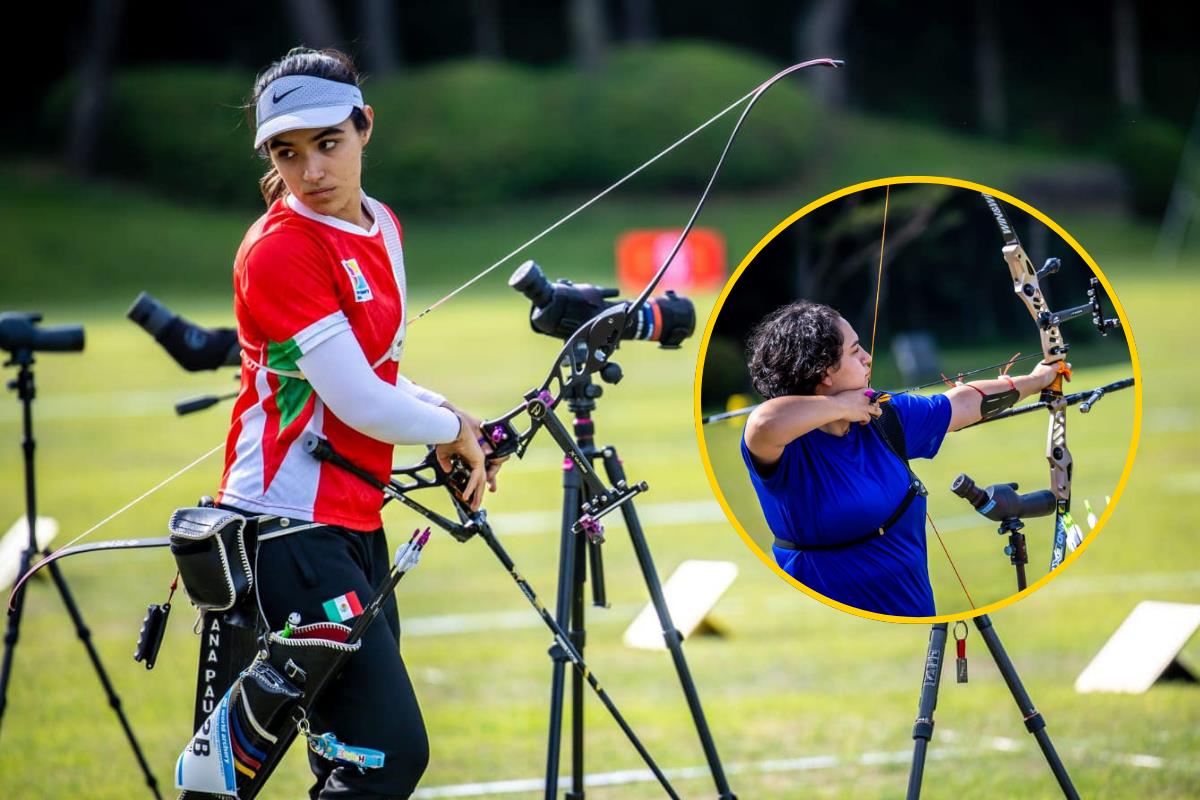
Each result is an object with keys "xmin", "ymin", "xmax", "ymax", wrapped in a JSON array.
[{"xmin": 1, "ymin": 164, "xmax": 1198, "ymax": 799}]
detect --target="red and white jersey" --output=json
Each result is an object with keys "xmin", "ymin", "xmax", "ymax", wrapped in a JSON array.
[{"xmin": 218, "ymin": 191, "xmax": 410, "ymax": 530}]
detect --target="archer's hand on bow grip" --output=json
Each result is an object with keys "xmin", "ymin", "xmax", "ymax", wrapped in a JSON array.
[
  {"xmin": 478, "ymin": 419, "xmax": 520, "ymax": 459},
  {"xmin": 1041, "ymin": 360, "xmax": 1072, "ymax": 394},
  {"xmin": 441, "ymin": 419, "xmax": 518, "ymax": 504}
]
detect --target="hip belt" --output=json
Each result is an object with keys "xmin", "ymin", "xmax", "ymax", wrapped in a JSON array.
[{"xmin": 774, "ymin": 477, "xmax": 927, "ymax": 553}]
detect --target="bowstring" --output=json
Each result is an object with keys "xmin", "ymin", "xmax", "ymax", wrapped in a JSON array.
[
  {"xmin": 23, "ymin": 64, "xmax": 831, "ymax": 574},
  {"xmin": 869, "ymin": 184, "xmax": 976, "ymax": 610},
  {"xmin": 868, "ymin": 184, "xmax": 889, "ymax": 362},
  {"xmin": 407, "ymin": 87, "xmax": 762, "ymax": 325},
  {"xmin": 8, "ymin": 441, "xmax": 225, "ymax": 608},
  {"xmin": 928, "ymin": 512, "xmax": 975, "ymax": 608}
]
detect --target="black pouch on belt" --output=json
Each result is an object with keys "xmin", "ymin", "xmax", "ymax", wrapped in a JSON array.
[{"xmin": 168, "ymin": 506, "xmax": 256, "ymax": 612}]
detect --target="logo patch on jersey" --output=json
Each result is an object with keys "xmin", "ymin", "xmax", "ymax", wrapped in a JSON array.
[{"xmin": 341, "ymin": 259, "xmax": 373, "ymax": 302}]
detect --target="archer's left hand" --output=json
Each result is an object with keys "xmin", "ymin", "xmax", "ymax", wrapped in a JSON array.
[{"xmin": 1030, "ymin": 360, "xmax": 1068, "ymax": 391}]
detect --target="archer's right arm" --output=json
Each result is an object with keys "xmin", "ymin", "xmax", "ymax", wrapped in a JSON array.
[{"xmin": 744, "ymin": 391, "xmax": 880, "ymax": 467}]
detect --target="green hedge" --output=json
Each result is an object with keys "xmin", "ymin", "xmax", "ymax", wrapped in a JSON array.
[
  {"xmin": 1107, "ymin": 114, "xmax": 1186, "ymax": 217},
  {"xmin": 43, "ymin": 43, "xmax": 825, "ymax": 210}
]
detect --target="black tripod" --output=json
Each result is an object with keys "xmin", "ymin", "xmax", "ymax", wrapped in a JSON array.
[
  {"xmin": 907, "ymin": 615, "xmax": 1078, "ymax": 799},
  {"xmin": 0, "ymin": 338, "xmax": 162, "ymax": 799},
  {"xmin": 542, "ymin": 364, "xmax": 735, "ymax": 799}
]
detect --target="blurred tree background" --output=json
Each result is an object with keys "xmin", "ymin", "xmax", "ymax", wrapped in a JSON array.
[
  {"xmin": 13, "ymin": 1, "xmax": 1198, "ymax": 216},
  {"xmin": 7, "ymin": 1, "xmax": 1196, "ymax": 373}
]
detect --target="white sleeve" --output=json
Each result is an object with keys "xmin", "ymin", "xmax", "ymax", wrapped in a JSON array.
[
  {"xmin": 296, "ymin": 328, "xmax": 461, "ymax": 445},
  {"xmin": 394, "ymin": 373, "xmax": 447, "ymax": 407}
]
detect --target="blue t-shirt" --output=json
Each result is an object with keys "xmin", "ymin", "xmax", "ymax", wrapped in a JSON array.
[{"xmin": 741, "ymin": 393, "xmax": 951, "ymax": 616}]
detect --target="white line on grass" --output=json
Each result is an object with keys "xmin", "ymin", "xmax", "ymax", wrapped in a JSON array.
[
  {"xmin": 0, "ymin": 388, "xmax": 207, "ymax": 421},
  {"xmin": 403, "ymin": 603, "xmax": 641, "ymax": 637},
  {"xmin": 1143, "ymin": 408, "xmax": 1198, "ymax": 433},
  {"xmin": 1049, "ymin": 570, "xmax": 1200, "ymax": 595},
  {"xmin": 1164, "ymin": 472, "xmax": 1200, "ymax": 493},
  {"xmin": 410, "ymin": 738, "xmax": 1007, "ymax": 798},
  {"xmin": 413, "ymin": 734, "xmax": 1191, "ymax": 798},
  {"xmin": 401, "ymin": 568, "xmax": 1200, "ymax": 638}
]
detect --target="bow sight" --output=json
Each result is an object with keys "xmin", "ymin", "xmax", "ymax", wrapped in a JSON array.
[
  {"xmin": 1015, "ymin": 258, "xmax": 1122, "ymax": 340},
  {"xmin": 509, "ymin": 260, "xmax": 695, "ymax": 348}
]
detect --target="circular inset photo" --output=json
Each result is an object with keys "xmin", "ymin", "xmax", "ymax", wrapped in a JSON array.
[{"xmin": 695, "ymin": 177, "xmax": 1140, "ymax": 622}]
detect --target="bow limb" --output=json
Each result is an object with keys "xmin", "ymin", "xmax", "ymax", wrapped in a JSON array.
[
  {"xmin": 7, "ymin": 537, "xmax": 172, "ymax": 610},
  {"xmin": 494, "ymin": 59, "xmax": 846, "ymax": 427},
  {"xmin": 981, "ymin": 193, "xmax": 1075, "ymax": 571},
  {"xmin": 983, "ymin": 192, "xmax": 1068, "ymax": 367},
  {"xmin": 627, "ymin": 58, "xmax": 843, "ymax": 315},
  {"xmin": 6, "ymin": 441, "xmax": 224, "ymax": 610},
  {"xmin": 413, "ymin": 59, "xmax": 843, "ymax": 326}
]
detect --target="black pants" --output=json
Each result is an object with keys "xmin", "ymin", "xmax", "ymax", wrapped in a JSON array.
[{"xmin": 255, "ymin": 523, "xmax": 430, "ymax": 799}]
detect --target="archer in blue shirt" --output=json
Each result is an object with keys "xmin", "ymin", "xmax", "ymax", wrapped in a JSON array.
[{"xmin": 740, "ymin": 301, "xmax": 1061, "ymax": 617}]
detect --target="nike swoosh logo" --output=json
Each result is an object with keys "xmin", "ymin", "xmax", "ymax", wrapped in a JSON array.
[{"xmin": 272, "ymin": 86, "xmax": 301, "ymax": 104}]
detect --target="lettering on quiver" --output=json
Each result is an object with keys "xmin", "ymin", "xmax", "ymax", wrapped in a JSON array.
[{"xmin": 176, "ymin": 621, "xmax": 361, "ymax": 798}]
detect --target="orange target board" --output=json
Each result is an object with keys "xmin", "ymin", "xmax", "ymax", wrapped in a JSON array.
[{"xmin": 616, "ymin": 228, "xmax": 727, "ymax": 294}]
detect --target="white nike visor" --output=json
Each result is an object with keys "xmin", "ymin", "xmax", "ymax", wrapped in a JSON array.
[{"xmin": 254, "ymin": 75, "xmax": 365, "ymax": 149}]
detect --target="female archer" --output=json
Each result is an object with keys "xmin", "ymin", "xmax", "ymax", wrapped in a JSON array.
[
  {"xmin": 740, "ymin": 300, "xmax": 1060, "ymax": 617},
  {"xmin": 216, "ymin": 47, "xmax": 501, "ymax": 798}
]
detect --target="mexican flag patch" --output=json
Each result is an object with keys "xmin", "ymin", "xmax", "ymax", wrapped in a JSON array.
[{"xmin": 322, "ymin": 591, "xmax": 363, "ymax": 622}]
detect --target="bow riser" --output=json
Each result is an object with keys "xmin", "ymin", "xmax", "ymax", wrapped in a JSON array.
[
  {"xmin": 1046, "ymin": 398, "xmax": 1072, "ymax": 502},
  {"xmin": 985, "ymin": 193, "xmax": 1076, "ymax": 574},
  {"xmin": 1002, "ymin": 243, "xmax": 1068, "ymax": 365}
]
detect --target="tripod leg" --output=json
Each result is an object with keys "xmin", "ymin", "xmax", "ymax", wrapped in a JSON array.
[
  {"xmin": 569, "ymin": 519, "xmax": 587, "ymax": 800},
  {"xmin": 1, "ymin": 361, "xmax": 160, "ymax": 799},
  {"xmin": 907, "ymin": 623, "xmax": 947, "ymax": 800},
  {"xmin": 0, "ymin": 382, "xmax": 40, "ymax": 737},
  {"xmin": 545, "ymin": 461, "xmax": 584, "ymax": 799},
  {"xmin": 0, "ymin": 542, "xmax": 38, "ymax": 734},
  {"xmin": 974, "ymin": 615, "xmax": 1079, "ymax": 799},
  {"xmin": 600, "ymin": 446, "xmax": 736, "ymax": 799},
  {"xmin": 45, "ymin": 561, "xmax": 163, "ymax": 799},
  {"xmin": 478, "ymin": 524, "xmax": 681, "ymax": 799}
]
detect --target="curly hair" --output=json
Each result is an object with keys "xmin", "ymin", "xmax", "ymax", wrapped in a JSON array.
[
  {"xmin": 245, "ymin": 47, "xmax": 372, "ymax": 206},
  {"xmin": 746, "ymin": 301, "xmax": 845, "ymax": 399}
]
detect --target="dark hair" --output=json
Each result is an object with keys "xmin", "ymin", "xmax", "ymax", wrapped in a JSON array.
[
  {"xmin": 746, "ymin": 301, "xmax": 844, "ymax": 398},
  {"xmin": 245, "ymin": 47, "xmax": 371, "ymax": 205}
]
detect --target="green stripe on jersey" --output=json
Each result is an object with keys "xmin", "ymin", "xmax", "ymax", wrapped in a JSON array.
[
  {"xmin": 267, "ymin": 337, "xmax": 303, "ymax": 372},
  {"xmin": 267, "ymin": 338, "xmax": 312, "ymax": 429}
]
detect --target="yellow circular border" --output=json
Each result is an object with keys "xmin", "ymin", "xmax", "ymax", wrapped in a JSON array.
[{"xmin": 693, "ymin": 175, "xmax": 1143, "ymax": 624}]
